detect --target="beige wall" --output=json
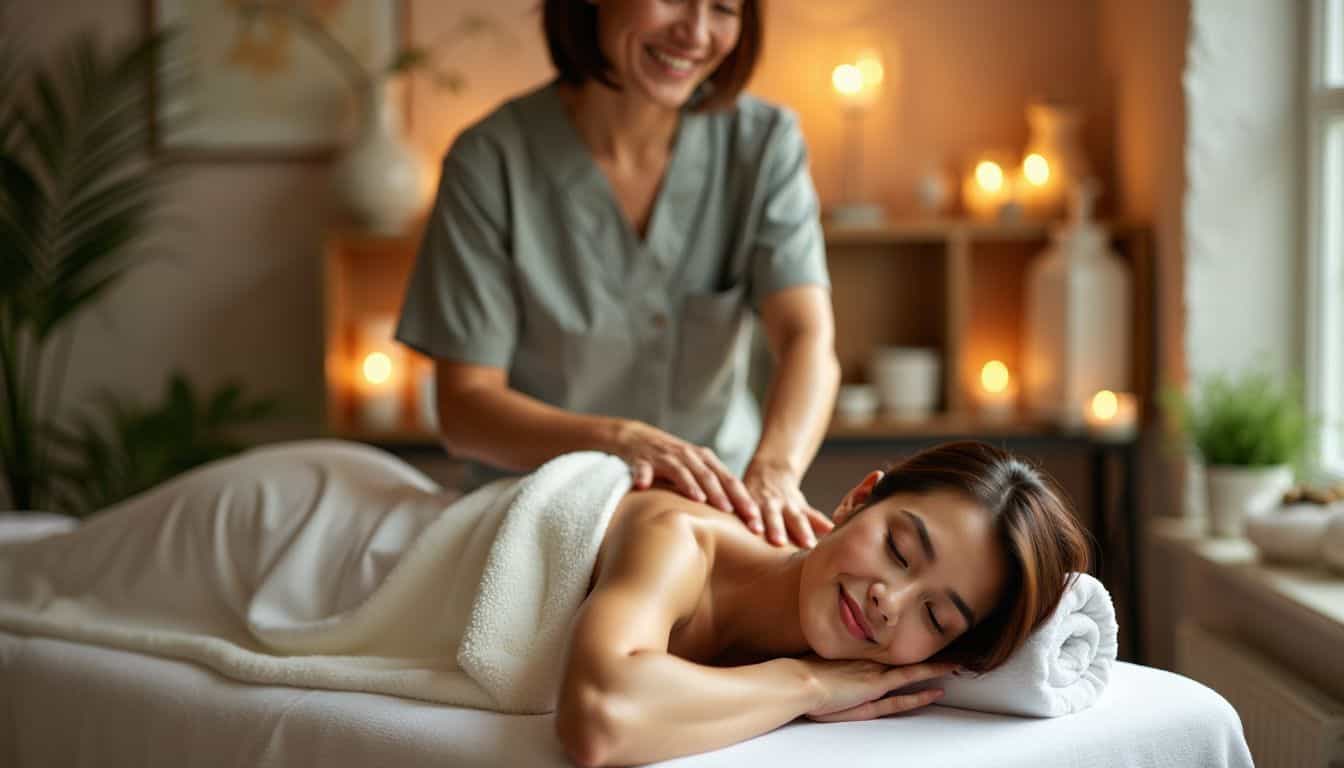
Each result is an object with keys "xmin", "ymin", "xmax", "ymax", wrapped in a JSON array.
[{"xmin": 11, "ymin": 0, "xmax": 1150, "ymax": 439}]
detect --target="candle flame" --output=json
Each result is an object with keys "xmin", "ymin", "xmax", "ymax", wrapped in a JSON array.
[
  {"xmin": 362, "ymin": 352, "xmax": 393, "ymax": 384},
  {"xmin": 980, "ymin": 360, "xmax": 1010, "ymax": 394},
  {"xmin": 975, "ymin": 161, "xmax": 1004, "ymax": 193},
  {"xmin": 1023, "ymin": 153, "xmax": 1050, "ymax": 186},
  {"xmin": 831, "ymin": 64, "xmax": 863, "ymax": 96},
  {"xmin": 1091, "ymin": 390, "xmax": 1118, "ymax": 420},
  {"xmin": 856, "ymin": 51, "xmax": 884, "ymax": 87}
]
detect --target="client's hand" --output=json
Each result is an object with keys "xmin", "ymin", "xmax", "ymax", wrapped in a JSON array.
[
  {"xmin": 801, "ymin": 657, "xmax": 957, "ymax": 722},
  {"xmin": 744, "ymin": 459, "xmax": 833, "ymax": 548},
  {"xmin": 615, "ymin": 420, "xmax": 761, "ymax": 526}
]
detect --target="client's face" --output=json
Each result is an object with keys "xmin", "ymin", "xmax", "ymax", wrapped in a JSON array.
[{"xmin": 798, "ymin": 481, "xmax": 1008, "ymax": 666}]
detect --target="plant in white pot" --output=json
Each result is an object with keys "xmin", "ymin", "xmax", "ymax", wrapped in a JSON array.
[{"xmin": 1167, "ymin": 371, "xmax": 1310, "ymax": 538}]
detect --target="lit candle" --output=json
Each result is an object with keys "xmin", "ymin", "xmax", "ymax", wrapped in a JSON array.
[
  {"xmin": 1018, "ymin": 151, "xmax": 1060, "ymax": 218},
  {"xmin": 831, "ymin": 49, "xmax": 884, "ymax": 110},
  {"xmin": 356, "ymin": 316, "xmax": 403, "ymax": 431},
  {"xmin": 977, "ymin": 360, "xmax": 1018, "ymax": 422},
  {"xmin": 1085, "ymin": 390, "xmax": 1138, "ymax": 442},
  {"xmin": 962, "ymin": 158, "xmax": 1015, "ymax": 220}
]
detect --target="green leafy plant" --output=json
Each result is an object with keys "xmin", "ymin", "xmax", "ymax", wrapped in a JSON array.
[
  {"xmin": 0, "ymin": 31, "xmax": 173, "ymax": 510},
  {"xmin": 47, "ymin": 373, "xmax": 281, "ymax": 516},
  {"xmin": 1163, "ymin": 371, "xmax": 1311, "ymax": 468}
]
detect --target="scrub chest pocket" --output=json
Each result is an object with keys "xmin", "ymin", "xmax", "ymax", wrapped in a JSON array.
[{"xmin": 673, "ymin": 285, "xmax": 752, "ymax": 410}]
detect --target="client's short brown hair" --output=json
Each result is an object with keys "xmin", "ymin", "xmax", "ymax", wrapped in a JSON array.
[
  {"xmin": 855, "ymin": 441, "xmax": 1092, "ymax": 673},
  {"xmin": 541, "ymin": 0, "xmax": 764, "ymax": 112}
]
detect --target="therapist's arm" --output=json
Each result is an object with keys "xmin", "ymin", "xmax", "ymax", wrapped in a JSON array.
[
  {"xmin": 433, "ymin": 363, "xmax": 759, "ymax": 519},
  {"xmin": 745, "ymin": 284, "xmax": 841, "ymax": 548}
]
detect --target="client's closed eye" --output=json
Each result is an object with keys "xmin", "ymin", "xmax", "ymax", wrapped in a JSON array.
[
  {"xmin": 886, "ymin": 532, "xmax": 908, "ymax": 569},
  {"xmin": 926, "ymin": 603, "xmax": 945, "ymax": 635}
]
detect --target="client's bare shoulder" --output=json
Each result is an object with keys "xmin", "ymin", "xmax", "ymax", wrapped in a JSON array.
[
  {"xmin": 594, "ymin": 489, "xmax": 754, "ymax": 580},
  {"xmin": 586, "ymin": 490, "xmax": 767, "ymax": 623}
]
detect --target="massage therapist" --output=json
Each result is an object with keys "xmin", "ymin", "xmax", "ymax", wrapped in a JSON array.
[{"xmin": 396, "ymin": 0, "xmax": 839, "ymax": 547}]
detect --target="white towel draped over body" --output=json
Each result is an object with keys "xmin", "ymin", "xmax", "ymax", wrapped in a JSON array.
[
  {"xmin": 0, "ymin": 441, "xmax": 632, "ymax": 714},
  {"xmin": 927, "ymin": 572, "xmax": 1118, "ymax": 717}
]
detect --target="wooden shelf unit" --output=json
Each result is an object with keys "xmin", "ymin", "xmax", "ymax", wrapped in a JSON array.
[
  {"xmin": 822, "ymin": 216, "xmax": 1153, "ymax": 421},
  {"xmin": 322, "ymin": 217, "xmax": 1153, "ymax": 445}
]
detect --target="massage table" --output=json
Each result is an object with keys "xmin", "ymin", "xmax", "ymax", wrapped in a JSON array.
[
  {"xmin": 0, "ymin": 630, "xmax": 1249, "ymax": 768},
  {"xmin": 0, "ymin": 514, "xmax": 1253, "ymax": 768}
]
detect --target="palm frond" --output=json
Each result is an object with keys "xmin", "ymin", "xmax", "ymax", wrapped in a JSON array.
[{"xmin": 0, "ymin": 30, "xmax": 170, "ymax": 510}]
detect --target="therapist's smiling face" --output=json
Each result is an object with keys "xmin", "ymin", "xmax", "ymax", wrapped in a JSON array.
[
  {"xmin": 594, "ymin": 0, "xmax": 744, "ymax": 109},
  {"xmin": 799, "ymin": 485, "xmax": 1008, "ymax": 666}
]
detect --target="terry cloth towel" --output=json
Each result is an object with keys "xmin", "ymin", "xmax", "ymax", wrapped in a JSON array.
[
  {"xmin": 929, "ymin": 572, "xmax": 1118, "ymax": 718},
  {"xmin": 0, "ymin": 440, "xmax": 631, "ymax": 714}
]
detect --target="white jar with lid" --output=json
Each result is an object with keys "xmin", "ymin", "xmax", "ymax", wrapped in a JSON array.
[{"xmin": 869, "ymin": 347, "xmax": 941, "ymax": 421}]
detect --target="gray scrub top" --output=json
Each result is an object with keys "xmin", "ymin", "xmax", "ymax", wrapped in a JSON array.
[{"xmin": 396, "ymin": 80, "xmax": 829, "ymax": 485}]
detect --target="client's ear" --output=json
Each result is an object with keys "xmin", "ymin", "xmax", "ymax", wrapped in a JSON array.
[{"xmin": 832, "ymin": 470, "xmax": 884, "ymax": 526}]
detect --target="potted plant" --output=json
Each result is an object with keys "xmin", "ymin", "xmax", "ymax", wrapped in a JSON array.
[
  {"xmin": 0, "ymin": 31, "xmax": 171, "ymax": 512},
  {"xmin": 1167, "ymin": 371, "xmax": 1310, "ymax": 537},
  {"xmin": 0, "ymin": 29, "xmax": 281, "ymax": 515}
]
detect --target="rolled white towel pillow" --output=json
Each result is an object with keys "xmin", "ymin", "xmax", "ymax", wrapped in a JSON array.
[
  {"xmin": 1246, "ymin": 504, "xmax": 1334, "ymax": 565},
  {"xmin": 925, "ymin": 572, "xmax": 1118, "ymax": 718},
  {"xmin": 1320, "ymin": 507, "xmax": 1344, "ymax": 574}
]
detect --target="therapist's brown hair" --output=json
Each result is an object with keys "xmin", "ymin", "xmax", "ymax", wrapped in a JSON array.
[
  {"xmin": 542, "ymin": 0, "xmax": 763, "ymax": 112},
  {"xmin": 851, "ymin": 441, "xmax": 1092, "ymax": 673}
]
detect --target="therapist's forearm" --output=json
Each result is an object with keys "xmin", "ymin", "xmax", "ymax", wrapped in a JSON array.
[
  {"xmin": 435, "ymin": 385, "xmax": 625, "ymax": 472},
  {"xmin": 750, "ymin": 333, "xmax": 840, "ymax": 478}
]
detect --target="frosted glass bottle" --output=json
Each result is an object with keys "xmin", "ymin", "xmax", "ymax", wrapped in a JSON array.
[{"xmin": 1022, "ymin": 182, "xmax": 1131, "ymax": 428}]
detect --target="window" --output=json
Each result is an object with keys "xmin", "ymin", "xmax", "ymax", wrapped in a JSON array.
[{"xmin": 1307, "ymin": 0, "xmax": 1344, "ymax": 477}]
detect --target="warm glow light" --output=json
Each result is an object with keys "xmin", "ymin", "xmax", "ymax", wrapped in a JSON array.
[
  {"xmin": 1091, "ymin": 389, "xmax": 1119, "ymax": 420},
  {"xmin": 980, "ymin": 360, "xmax": 1010, "ymax": 394},
  {"xmin": 856, "ymin": 51, "xmax": 884, "ymax": 87},
  {"xmin": 974, "ymin": 161, "xmax": 1005, "ymax": 193},
  {"xmin": 831, "ymin": 64, "xmax": 863, "ymax": 96},
  {"xmin": 362, "ymin": 352, "xmax": 393, "ymax": 385},
  {"xmin": 1023, "ymin": 153, "xmax": 1051, "ymax": 186}
]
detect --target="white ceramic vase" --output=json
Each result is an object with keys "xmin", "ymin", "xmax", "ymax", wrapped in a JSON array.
[
  {"xmin": 334, "ymin": 77, "xmax": 428, "ymax": 236},
  {"xmin": 1204, "ymin": 464, "xmax": 1294, "ymax": 538}
]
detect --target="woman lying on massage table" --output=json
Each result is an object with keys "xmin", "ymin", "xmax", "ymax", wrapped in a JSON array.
[
  {"xmin": 557, "ymin": 440, "xmax": 1090, "ymax": 766},
  {"xmin": 0, "ymin": 440, "xmax": 1091, "ymax": 767}
]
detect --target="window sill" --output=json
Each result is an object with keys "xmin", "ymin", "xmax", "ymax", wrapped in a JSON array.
[{"xmin": 1151, "ymin": 517, "xmax": 1344, "ymax": 633}]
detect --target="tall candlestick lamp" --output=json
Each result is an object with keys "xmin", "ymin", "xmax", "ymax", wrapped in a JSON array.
[{"xmin": 828, "ymin": 49, "xmax": 886, "ymax": 226}]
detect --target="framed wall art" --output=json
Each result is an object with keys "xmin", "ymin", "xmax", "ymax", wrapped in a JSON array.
[{"xmin": 148, "ymin": 0, "xmax": 409, "ymax": 160}]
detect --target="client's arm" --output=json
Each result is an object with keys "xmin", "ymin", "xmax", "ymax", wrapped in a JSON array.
[
  {"xmin": 555, "ymin": 507, "xmax": 816, "ymax": 766},
  {"xmin": 554, "ymin": 504, "xmax": 951, "ymax": 766}
]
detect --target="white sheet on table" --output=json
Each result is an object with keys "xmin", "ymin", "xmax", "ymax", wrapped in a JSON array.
[{"xmin": 0, "ymin": 631, "xmax": 1252, "ymax": 768}]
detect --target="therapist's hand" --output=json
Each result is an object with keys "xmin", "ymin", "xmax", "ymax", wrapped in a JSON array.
[
  {"xmin": 743, "ymin": 459, "xmax": 833, "ymax": 548},
  {"xmin": 615, "ymin": 421, "xmax": 762, "ymax": 527}
]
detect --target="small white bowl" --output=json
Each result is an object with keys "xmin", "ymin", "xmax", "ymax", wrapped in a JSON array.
[{"xmin": 836, "ymin": 384, "xmax": 880, "ymax": 422}]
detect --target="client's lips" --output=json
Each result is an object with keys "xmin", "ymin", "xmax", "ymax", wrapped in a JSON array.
[{"xmin": 838, "ymin": 585, "xmax": 874, "ymax": 642}]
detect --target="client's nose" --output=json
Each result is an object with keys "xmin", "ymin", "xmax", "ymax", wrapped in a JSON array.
[{"xmin": 869, "ymin": 582, "xmax": 905, "ymax": 626}]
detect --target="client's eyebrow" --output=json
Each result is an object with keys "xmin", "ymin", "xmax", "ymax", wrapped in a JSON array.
[{"xmin": 902, "ymin": 509, "xmax": 976, "ymax": 626}]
